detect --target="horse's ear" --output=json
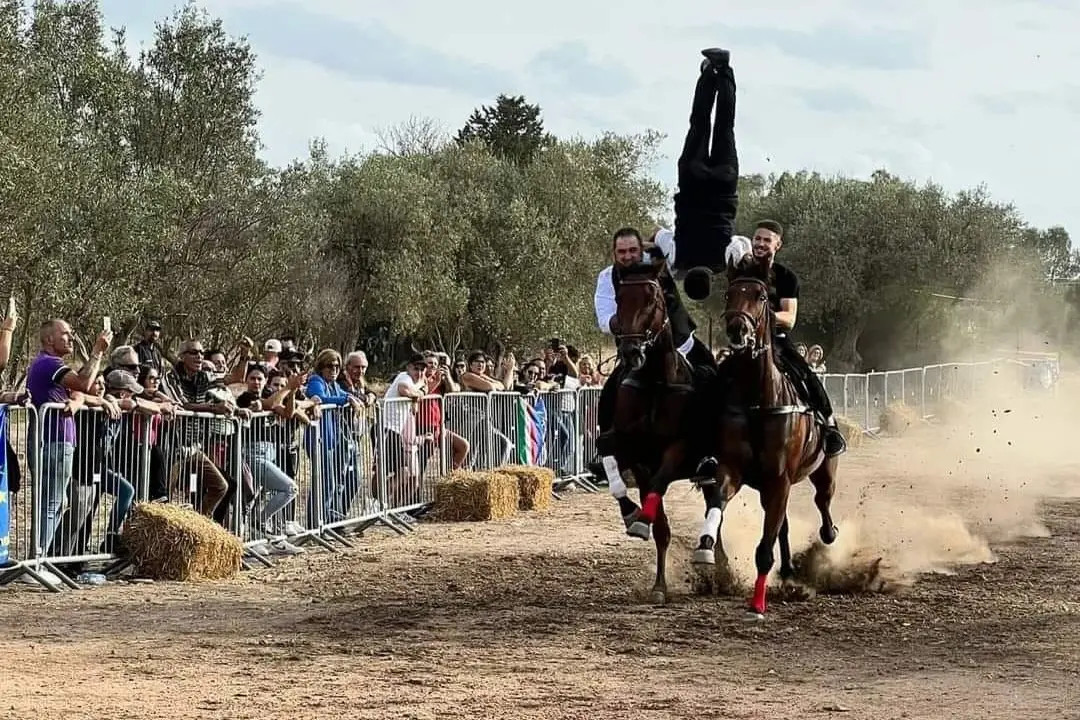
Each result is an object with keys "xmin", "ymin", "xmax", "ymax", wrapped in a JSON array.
[{"xmin": 644, "ymin": 243, "xmax": 666, "ymax": 268}]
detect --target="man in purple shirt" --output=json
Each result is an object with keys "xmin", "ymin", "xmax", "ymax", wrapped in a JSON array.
[{"xmin": 26, "ymin": 319, "xmax": 111, "ymax": 556}]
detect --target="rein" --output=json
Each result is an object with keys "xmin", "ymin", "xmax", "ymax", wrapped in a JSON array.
[
  {"xmin": 615, "ymin": 275, "xmax": 671, "ymax": 356},
  {"xmin": 723, "ymin": 275, "xmax": 807, "ymax": 416}
]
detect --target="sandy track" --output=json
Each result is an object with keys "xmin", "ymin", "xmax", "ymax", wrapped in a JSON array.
[{"xmin": 1, "ymin": 413, "xmax": 1078, "ymax": 720}]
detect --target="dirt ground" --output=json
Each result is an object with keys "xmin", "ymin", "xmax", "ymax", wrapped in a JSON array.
[{"xmin": 1, "ymin": 395, "xmax": 1079, "ymax": 720}]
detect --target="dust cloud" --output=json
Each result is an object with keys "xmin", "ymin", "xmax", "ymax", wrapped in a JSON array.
[{"xmin": 660, "ymin": 364, "xmax": 1080, "ymax": 597}]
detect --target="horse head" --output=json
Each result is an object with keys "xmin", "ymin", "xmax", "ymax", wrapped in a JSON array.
[
  {"xmin": 614, "ymin": 258, "xmax": 669, "ymax": 371},
  {"xmin": 723, "ymin": 261, "xmax": 772, "ymax": 356}
]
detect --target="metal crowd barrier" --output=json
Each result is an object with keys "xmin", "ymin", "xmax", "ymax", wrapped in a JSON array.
[
  {"xmin": 822, "ymin": 358, "xmax": 1057, "ymax": 434},
  {"xmin": 0, "ymin": 356, "xmax": 1053, "ymax": 592}
]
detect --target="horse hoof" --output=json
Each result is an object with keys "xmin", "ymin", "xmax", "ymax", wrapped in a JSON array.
[
  {"xmin": 627, "ymin": 521, "xmax": 652, "ymax": 541},
  {"xmin": 693, "ymin": 548, "xmax": 716, "ymax": 566},
  {"xmin": 820, "ymin": 524, "xmax": 839, "ymax": 545},
  {"xmin": 649, "ymin": 589, "xmax": 667, "ymax": 605}
]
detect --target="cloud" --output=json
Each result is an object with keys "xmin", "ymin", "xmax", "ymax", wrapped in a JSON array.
[
  {"xmin": 791, "ymin": 86, "xmax": 877, "ymax": 114},
  {"xmin": 704, "ymin": 21, "xmax": 929, "ymax": 71},
  {"xmin": 90, "ymin": 0, "xmax": 1080, "ymax": 237},
  {"xmin": 532, "ymin": 41, "xmax": 638, "ymax": 97},
  {"xmin": 226, "ymin": 5, "xmax": 515, "ymax": 96}
]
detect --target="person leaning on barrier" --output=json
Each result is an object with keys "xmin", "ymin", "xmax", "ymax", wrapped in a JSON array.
[
  {"xmin": 459, "ymin": 351, "xmax": 516, "ymax": 392},
  {"xmin": 26, "ymin": 319, "xmax": 113, "ymax": 556},
  {"xmin": 341, "ymin": 351, "xmax": 378, "ymax": 407},
  {"xmin": 233, "ymin": 365, "xmax": 304, "ymax": 555},
  {"xmin": 420, "ymin": 351, "xmax": 470, "ymax": 472},
  {"xmin": 166, "ymin": 338, "xmax": 232, "ymax": 518},
  {"xmin": 380, "ymin": 354, "xmax": 428, "ymax": 485},
  {"xmin": 304, "ymin": 349, "xmax": 362, "ymax": 524}
]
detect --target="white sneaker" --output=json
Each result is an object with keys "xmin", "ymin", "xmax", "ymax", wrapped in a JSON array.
[
  {"xmin": 269, "ymin": 539, "xmax": 304, "ymax": 556},
  {"xmin": 247, "ymin": 543, "xmax": 271, "ymax": 558},
  {"xmin": 282, "ymin": 521, "xmax": 306, "ymax": 537}
]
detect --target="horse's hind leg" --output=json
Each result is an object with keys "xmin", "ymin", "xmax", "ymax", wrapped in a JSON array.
[
  {"xmin": 809, "ymin": 457, "xmax": 839, "ymax": 545},
  {"xmin": 778, "ymin": 515, "xmax": 795, "ymax": 582},
  {"xmin": 649, "ymin": 500, "xmax": 672, "ymax": 605}
]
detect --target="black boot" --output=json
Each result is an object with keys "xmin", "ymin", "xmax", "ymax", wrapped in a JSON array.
[
  {"xmin": 701, "ymin": 47, "xmax": 731, "ymax": 67},
  {"xmin": 823, "ymin": 418, "xmax": 847, "ymax": 457}
]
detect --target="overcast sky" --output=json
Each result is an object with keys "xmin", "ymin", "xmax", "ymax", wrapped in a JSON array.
[{"xmin": 99, "ymin": 0, "xmax": 1079, "ymax": 236}]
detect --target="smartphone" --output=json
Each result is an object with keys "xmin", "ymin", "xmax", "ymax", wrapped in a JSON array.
[
  {"xmin": 6, "ymin": 296, "xmax": 14, "ymax": 318},
  {"xmin": 103, "ymin": 316, "xmax": 111, "ymax": 333}
]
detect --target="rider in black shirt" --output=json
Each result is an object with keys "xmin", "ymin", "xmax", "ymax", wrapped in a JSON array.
[{"xmin": 748, "ymin": 219, "xmax": 846, "ymax": 456}]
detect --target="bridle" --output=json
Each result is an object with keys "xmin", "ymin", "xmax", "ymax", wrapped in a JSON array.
[
  {"xmin": 615, "ymin": 274, "xmax": 669, "ymax": 354},
  {"xmin": 724, "ymin": 276, "xmax": 772, "ymax": 360}
]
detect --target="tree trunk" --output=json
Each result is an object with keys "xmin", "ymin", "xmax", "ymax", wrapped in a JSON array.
[{"xmin": 829, "ymin": 314, "xmax": 868, "ymax": 372}]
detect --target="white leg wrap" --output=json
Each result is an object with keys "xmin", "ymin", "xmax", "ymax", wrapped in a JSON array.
[
  {"xmin": 603, "ymin": 456, "xmax": 627, "ymax": 498},
  {"xmin": 699, "ymin": 507, "xmax": 722, "ymax": 541}
]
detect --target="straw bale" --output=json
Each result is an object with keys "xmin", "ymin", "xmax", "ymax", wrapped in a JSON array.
[
  {"xmin": 879, "ymin": 403, "xmax": 922, "ymax": 436},
  {"xmin": 835, "ymin": 416, "xmax": 864, "ymax": 449},
  {"xmin": 434, "ymin": 470, "xmax": 519, "ymax": 522},
  {"xmin": 495, "ymin": 465, "xmax": 554, "ymax": 511},
  {"xmin": 122, "ymin": 503, "xmax": 243, "ymax": 581}
]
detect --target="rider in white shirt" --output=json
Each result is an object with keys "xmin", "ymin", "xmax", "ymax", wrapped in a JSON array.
[{"xmin": 589, "ymin": 225, "xmax": 717, "ymax": 521}]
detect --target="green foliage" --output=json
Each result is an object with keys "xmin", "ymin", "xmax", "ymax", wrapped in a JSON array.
[
  {"xmin": 0, "ymin": 0, "xmax": 1071, "ymax": 380},
  {"xmin": 454, "ymin": 94, "xmax": 554, "ymax": 166}
]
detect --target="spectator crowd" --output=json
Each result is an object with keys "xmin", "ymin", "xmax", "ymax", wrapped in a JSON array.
[{"xmin": 0, "ymin": 303, "xmax": 613, "ymax": 585}]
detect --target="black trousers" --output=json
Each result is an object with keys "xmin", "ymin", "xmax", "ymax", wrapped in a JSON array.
[
  {"xmin": 774, "ymin": 334, "xmax": 834, "ymax": 418},
  {"xmin": 597, "ymin": 337, "xmax": 714, "ymax": 434},
  {"xmin": 672, "ymin": 61, "xmax": 739, "ymax": 271}
]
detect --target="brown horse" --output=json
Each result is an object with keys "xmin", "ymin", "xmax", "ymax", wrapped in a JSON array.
[
  {"xmin": 691, "ymin": 260, "xmax": 839, "ymax": 616},
  {"xmin": 609, "ymin": 256, "xmax": 700, "ymax": 604}
]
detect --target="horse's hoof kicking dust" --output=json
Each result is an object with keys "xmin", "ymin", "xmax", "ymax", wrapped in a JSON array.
[{"xmin": 820, "ymin": 524, "xmax": 839, "ymax": 545}]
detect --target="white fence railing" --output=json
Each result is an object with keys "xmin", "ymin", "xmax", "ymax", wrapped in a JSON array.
[{"xmin": 0, "ymin": 354, "xmax": 1057, "ymax": 591}]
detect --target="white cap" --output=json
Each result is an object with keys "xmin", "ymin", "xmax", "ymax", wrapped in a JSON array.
[{"xmin": 264, "ymin": 339, "xmax": 282, "ymax": 353}]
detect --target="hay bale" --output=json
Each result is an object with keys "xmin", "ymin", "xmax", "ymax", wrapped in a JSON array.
[
  {"xmin": 122, "ymin": 503, "xmax": 243, "ymax": 581},
  {"xmin": 879, "ymin": 403, "xmax": 922, "ymax": 436},
  {"xmin": 495, "ymin": 465, "xmax": 554, "ymax": 511},
  {"xmin": 434, "ymin": 470, "xmax": 519, "ymax": 522},
  {"xmin": 835, "ymin": 416, "xmax": 864, "ymax": 449}
]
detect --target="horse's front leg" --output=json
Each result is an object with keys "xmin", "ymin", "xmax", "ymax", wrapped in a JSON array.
[
  {"xmin": 649, "ymin": 499, "xmax": 672, "ymax": 605},
  {"xmin": 626, "ymin": 441, "xmax": 685, "ymax": 540},
  {"xmin": 693, "ymin": 466, "xmax": 742, "ymax": 566}
]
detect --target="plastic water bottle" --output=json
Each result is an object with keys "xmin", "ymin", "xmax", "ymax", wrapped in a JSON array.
[{"xmin": 76, "ymin": 572, "xmax": 107, "ymax": 586}]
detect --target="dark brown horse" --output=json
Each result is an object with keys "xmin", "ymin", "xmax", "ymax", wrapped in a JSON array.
[
  {"xmin": 609, "ymin": 256, "xmax": 699, "ymax": 604},
  {"xmin": 691, "ymin": 260, "xmax": 839, "ymax": 616}
]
